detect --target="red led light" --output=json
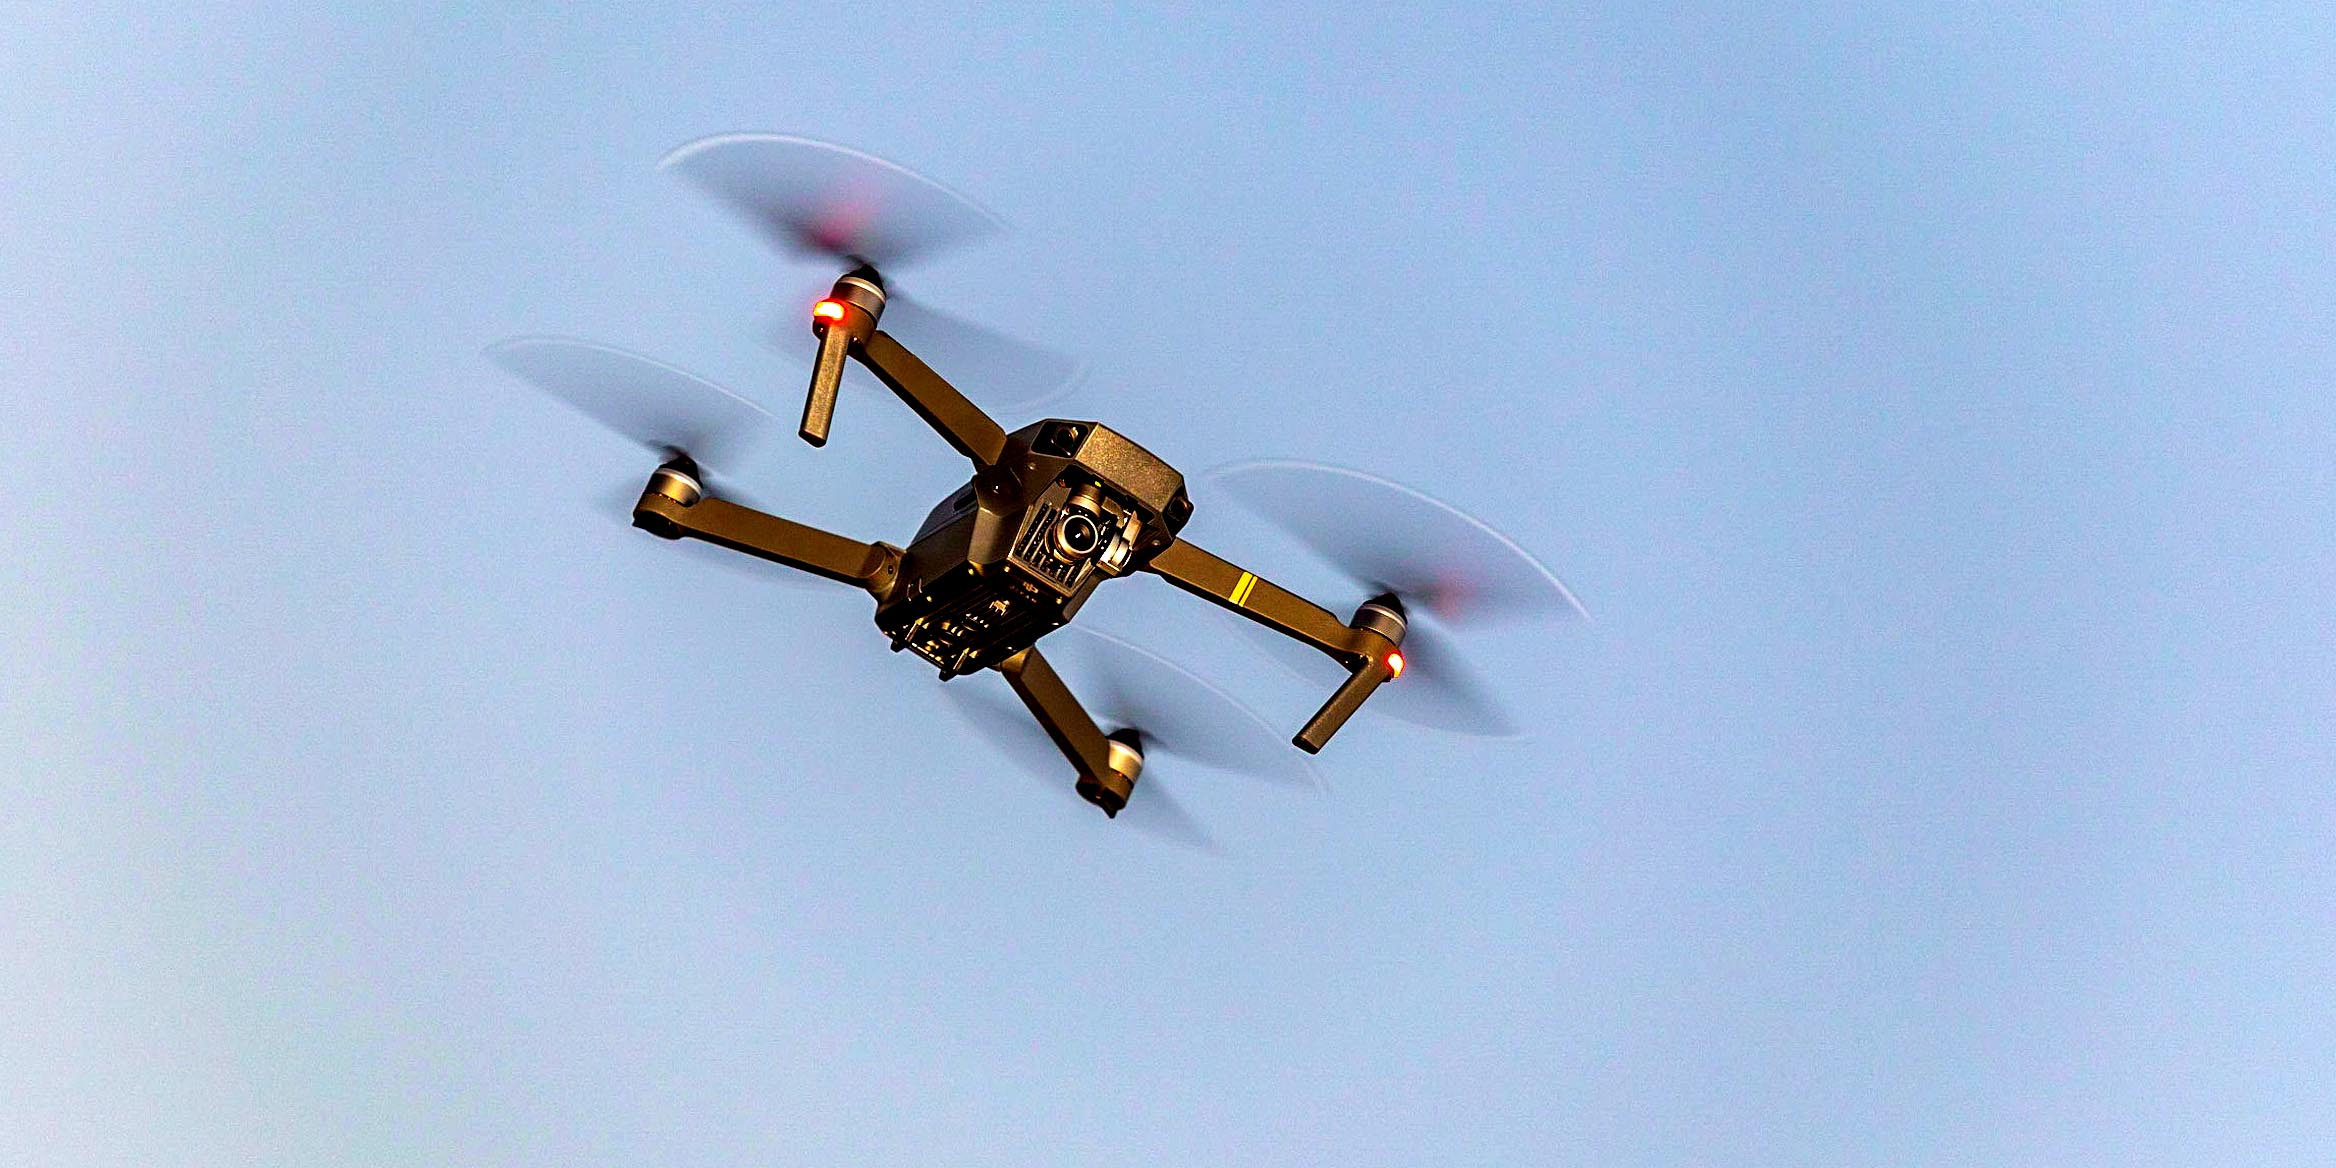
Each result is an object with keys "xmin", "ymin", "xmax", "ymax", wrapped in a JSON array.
[
  {"xmin": 812, "ymin": 299, "xmax": 848, "ymax": 323},
  {"xmin": 1386, "ymin": 650, "xmax": 1405, "ymax": 678}
]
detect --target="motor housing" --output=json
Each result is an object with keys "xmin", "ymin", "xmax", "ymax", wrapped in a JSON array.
[{"xmin": 1075, "ymin": 730, "xmax": 1146, "ymax": 817}]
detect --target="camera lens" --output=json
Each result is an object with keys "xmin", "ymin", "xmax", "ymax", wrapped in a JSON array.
[{"xmin": 1053, "ymin": 511, "xmax": 1102, "ymax": 559}]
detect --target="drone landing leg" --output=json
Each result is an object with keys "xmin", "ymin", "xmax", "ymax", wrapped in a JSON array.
[
  {"xmin": 995, "ymin": 646, "xmax": 1133, "ymax": 816},
  {"xmin": 633, "ymin": 481, "xmax": 900, "ymax": 597}
]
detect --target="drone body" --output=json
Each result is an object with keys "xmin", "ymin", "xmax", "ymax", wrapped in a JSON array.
[
  {"xmin": 879, "ymin": 417, "xmax": 1187, "ymax": 677},
  {"xmin": 498, "ymin": 134, "xmax": 1580, "ymax": 829},
  {"xmin": 632, "ymin": 267, "xmax": 1407, "ymax": 817},
  {"xmin": 636, "ymin": 412, "xmax": 1190, "ymax": 677}
]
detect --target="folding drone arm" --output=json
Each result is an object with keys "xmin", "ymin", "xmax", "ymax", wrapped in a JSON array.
[
  {"xmin": 854, "ymin": 331, "xmax": 1009, "ymax": 468},
  {"xmin": 995, "ymin": 646, "xmax": 1141, "ymax": 816},
  {"xmin": 800, "ymin": 272, "xmax": 1008, "ymax": 471},
  {"xmin": 1142, "ymin": 540, "xmax": 1404, "ymax": 755},
  {"xmin": 631, "ymin": 462, "xmax": 901, "ymax": 597}
]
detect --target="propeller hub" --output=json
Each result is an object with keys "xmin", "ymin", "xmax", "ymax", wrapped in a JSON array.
[
  {"xmin": 645, "ymin": 456, "xmax": 704, "ymax": 506},
  {"xmin": 1077, "ymin": 730, "xmax": 1145, "ymax": 818},
  {"xmin": 1104, "ymin": 730, "xmax": 1145, "ymax": 780},
  {"xmin": 827, "ymin": 267, "xmax": 887, "ymax": 317},
  {"xmin": 1352, "ymin": 595, "xmax": 1408, "ymax": 647}
]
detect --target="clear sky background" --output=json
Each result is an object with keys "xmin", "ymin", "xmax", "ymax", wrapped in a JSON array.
[{"xmin": 6, "ymin": 4, "xmax": 2333, "ymax": 1165}]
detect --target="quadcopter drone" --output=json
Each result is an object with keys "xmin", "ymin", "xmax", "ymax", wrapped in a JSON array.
[{"xmin": 493, "ymin": 135, "xmax": 1583, "ymax": 829}]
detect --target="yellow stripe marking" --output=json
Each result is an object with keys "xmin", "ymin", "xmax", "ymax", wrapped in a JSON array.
[{"xmin": 1230, "ymin": 571, "xmax": 1258, "ymax": 607}]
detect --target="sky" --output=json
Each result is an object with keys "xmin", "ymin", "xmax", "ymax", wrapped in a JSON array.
[{"xmin": 5, "ymin": 4, "xmax": 2333, "ymax": 1165}]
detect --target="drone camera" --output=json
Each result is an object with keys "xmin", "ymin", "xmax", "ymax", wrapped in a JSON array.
[
  {"xmin": 1050, "ymin": 482, "xmax": 1110, "ymax": 560},
  {"xmin": 1052, "ymin": 510, "xmax": 1103, "ymax": 559},
  {"xmin": 1018, "ymin": 478, "xmax": 1143, "ymax": 585}
]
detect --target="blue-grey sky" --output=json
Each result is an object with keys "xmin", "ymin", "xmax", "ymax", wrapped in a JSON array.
[{"xmin": 6, "ymin": 4, "xmax": 2333, "ymax": 1165}]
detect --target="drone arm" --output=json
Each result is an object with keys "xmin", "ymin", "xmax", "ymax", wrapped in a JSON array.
[
  {"xmin": 994, "ymin": 646, "xmax": 1116, "ymax": 780},
  {"xmin": 854, "ymin": 330, "xmax": 1009, "ymax": 469},
  {"xmin": 1142, "ymin": 540, "xmax": 1401, "ymax": 754},
  {"xmin": 633, "ymin": 481, "xmax": 900, "ymax": 596},
  {"xmin": 1143, "ymin": 541, "xmax": 1376, "ymax": 665}
]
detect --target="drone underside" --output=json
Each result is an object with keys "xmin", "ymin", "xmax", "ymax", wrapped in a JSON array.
[
  {"xmin": 879, "ymin": 417, "xmax": 1191, "ymax": 678},
  {"xmin": 493, "ymin": 133, "xmax": 1584, "ymax": 832},
  {"xmin": 627, "ymin": 257, "xmax": 1406, "ymax": 816}
]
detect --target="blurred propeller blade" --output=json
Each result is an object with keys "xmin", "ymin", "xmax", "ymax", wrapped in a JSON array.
[
  {"xmin": 1223, "ymin": 612, "xmax": 1517, "ymax": 737},
  {"xmin": 942, "ymin": 678, "xmax": 1075, "ymax": 788},
  {"xmin": 667, "ymin": 134, "xmax": 1086, "ymax": 413},
  {"xmin": 1378, "ymin": 621, "xmax": 1516, "ymax": 736},
  {"xmin": 1051, "ymin": 627, "xmax": 1321, "ymax": 791},
  {"xmin": 769, "ymin": 281, "xmax": 1084, "ymax": 413},
  {"xmin": 486, "ymin": 336, "xmax": 776, "ymax": 470},
  {"xmin": 1203, "ymin": 460, "xmax": 1585, "ymax": 738},
  {"xmin": 879, "ymin": 292, "xmax": 1085, "ymax": 413},
  {"xmin": 1111, "ymin": 764, "xmax": 1217, "ymax": 853},
  {"xmin": 661, "ymin": 133, "xmax": 1001, "ymax": 269},
  {"xmin": 489, "ymin": 337, "xmax": 821, "ymax": 589},
  {"xmin": 1206, "ymin": 460, "xmax": 1587, "ymax": 627},
  {"xmin": 940, "ymin": 675, "xmax": 1219, "ymax": 852}
]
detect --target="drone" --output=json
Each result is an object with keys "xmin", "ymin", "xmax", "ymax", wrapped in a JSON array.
[{"xmin": 492, "ymin": 135, "xmax": 1583, "ymax": 831}]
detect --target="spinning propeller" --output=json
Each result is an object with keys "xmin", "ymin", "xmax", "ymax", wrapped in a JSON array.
[
  {"xmin": 1206, "ymin": 460, "xmax": 1588, "ymax": 738},
  {"xmin": 486, "ymin": 336, "xmax": 773, "ymax": 474},
  {"xmin": 943, "ymin": 628, "xmax": 1319, "ymax": 851},
  {"xmin": 662, "ymin": 133, "xmax": 1083, "ymax": 415},
  {"xmin": 484, "ymin": 337, "xmax": 823, "ymax": 587}
]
